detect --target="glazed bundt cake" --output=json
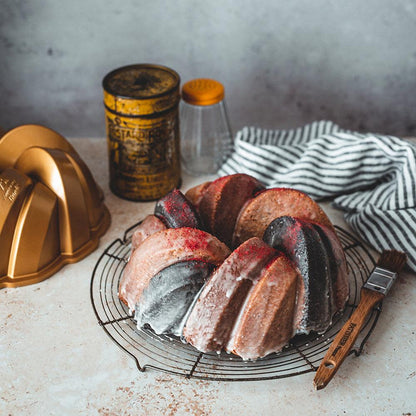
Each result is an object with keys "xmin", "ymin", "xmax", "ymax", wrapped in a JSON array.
[{"xmin": 118, "ymin": 173, "xmax": 349, "ymax": 360}]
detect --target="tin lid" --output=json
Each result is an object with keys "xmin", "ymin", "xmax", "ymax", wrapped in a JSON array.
[
  {"xmin": 103, "ymin": 64, "xmax": 180, "ymax": 116},
  {"xmin": 181, "ymin": 78, "xmax": 225, "ymax": 106}
]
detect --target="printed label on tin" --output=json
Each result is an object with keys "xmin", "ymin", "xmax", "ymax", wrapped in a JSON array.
[
  {"xmin": 107, "ymin": 117, "xmax": 176, "ymax": 171},
  {"xmin": 106, "ymin": 113, "xmax": 180, "ymax": 200}
]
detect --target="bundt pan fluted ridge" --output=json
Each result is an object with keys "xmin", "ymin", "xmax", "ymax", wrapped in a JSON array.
[{"xmin": 0, "ymin": 124, "xmax": 111, "ymax": 288}]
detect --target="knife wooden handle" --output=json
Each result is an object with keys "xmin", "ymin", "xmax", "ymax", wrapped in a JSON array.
[{"xmin": 313, "ymin": 288, "xmax": 384, "ymax": 390}]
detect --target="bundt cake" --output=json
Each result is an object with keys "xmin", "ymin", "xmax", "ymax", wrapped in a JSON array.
[{"xmin": 118, "ymin": 173, "xmax": 349, "ymax": 360}]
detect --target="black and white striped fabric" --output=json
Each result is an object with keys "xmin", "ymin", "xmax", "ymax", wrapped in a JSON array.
[{"xmin": 219, "ymin": 120, "xmax": 416, "ymax": 271}]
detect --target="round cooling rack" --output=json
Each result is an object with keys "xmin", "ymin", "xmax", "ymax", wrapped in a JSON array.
[{"xmin": 90, "ymin": 223, "xmax": 379, "ymax": 381}]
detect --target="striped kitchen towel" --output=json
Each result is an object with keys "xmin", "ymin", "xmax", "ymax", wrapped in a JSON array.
[{"xmin": 219, "ymin": 120, "xmax": 416, "ymax": 271}]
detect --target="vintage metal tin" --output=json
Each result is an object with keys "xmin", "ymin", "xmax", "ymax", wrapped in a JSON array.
[{"xmin": 103, "ymin": 64, "xmax": 181, "ymax": 201}]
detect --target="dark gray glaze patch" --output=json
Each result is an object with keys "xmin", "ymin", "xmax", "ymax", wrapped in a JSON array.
[
  {"xmin": 135, "ymin": 260, "xmax": 214, "ymax": 336},
  {"xmin": 263, "ymin": 216, "xmax": 332, "ymax": 334},
  {"xmin": 154, "ymin": 188, "xmax": 203, "ymax": 230}
]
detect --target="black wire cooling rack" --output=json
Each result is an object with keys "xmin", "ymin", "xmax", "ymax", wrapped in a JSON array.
[{"xmin": 90, "ymin": 223, "xmax": 379, "ymax": 381}]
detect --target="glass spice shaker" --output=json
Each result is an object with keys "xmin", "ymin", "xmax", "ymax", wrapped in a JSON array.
[{"xmin": 180, "ymin": 78, "xmax": 233, "ymax": 175}]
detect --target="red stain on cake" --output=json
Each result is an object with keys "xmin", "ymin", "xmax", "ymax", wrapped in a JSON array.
[
  {"xmin": 160, "ymin": 194, "xmax": 187, "ymax": 220},
  {"xmin": 183, "ymin": 237, "xmax": 206, "ymax": 251},
  {"xmin": 155, "ymin": 188, "xmax": 202, "ymax": 229},
  {"xmin": 119, "ymin": 227, "xmax": 230, "ymax": 311}
]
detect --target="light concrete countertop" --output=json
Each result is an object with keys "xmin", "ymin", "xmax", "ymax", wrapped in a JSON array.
[{"xmin": 1, "ymin": 138, "xmax": 415, "ymax": 415}]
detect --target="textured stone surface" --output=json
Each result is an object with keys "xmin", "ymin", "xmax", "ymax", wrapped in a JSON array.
[
  {"xmin": 1, "ymin": 1, "xmax": 416, "ymax": 137},
  {"xmin": 0, "ymin": 138, "xmax": 415, "ymax": 415}
]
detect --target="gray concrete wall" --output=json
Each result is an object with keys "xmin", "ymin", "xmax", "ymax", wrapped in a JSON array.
[{"xmin": 1, "ymin": 0, "xmax": 416, "ymax": 138}]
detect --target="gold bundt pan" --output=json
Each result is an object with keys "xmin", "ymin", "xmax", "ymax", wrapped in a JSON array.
[{"xmin": 0, "ymin": 125, "xmax": 111, "ymax": 288}]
